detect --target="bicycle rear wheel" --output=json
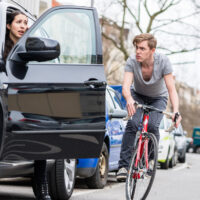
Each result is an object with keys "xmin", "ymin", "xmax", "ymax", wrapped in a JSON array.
[{"xmin": 126, "ymin": 132, "xmax": 158, "ymax": 200}]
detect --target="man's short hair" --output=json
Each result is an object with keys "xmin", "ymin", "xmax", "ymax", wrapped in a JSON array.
[{"xmin": 133, "ymin": 33, "xmax": 157, "ymax": 49}]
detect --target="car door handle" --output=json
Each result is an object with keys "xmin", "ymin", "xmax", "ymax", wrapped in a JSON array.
[{"xmin": 84, "ymin": 79, "xmax": 106, "ymax": 88}]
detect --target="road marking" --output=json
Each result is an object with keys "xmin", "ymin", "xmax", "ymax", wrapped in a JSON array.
[
  {"xmin": 73, "ymin": 182, "xmax": 124, "ymax": 197},
  {"xmin": 172, "ymin": 163, "xmax": 188, "ymax": 171}
]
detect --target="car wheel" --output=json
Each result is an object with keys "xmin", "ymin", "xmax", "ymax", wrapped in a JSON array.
[
  {"xmin": 49, "ymin": 159, "xmax": 76, "ymax": 200},
  {"xmin": 188, "ymin": 147, "xmax": 194, "ymax": 153},
  {"xmin": 174, "ymin": 148, "xmax": 179, "ymax": 165},
  {"xmin": 160, "ymin": 157, "xmax": 169, "ymax": 169},
  {"xmin": 85, "ymin": 142, "xmax": 109, "ymax": 189},
  {"xmin": 179, "ymin": 153, "xmax": 186, "ymax": 163},
  {"xmin": 169, "ymin": 148, "xmax": 178, "ymax": 168},
  {"xmin": 160, "ymin": 149, "xmax": 169, "ymax": 169},
  {"xmin": 195, "ymin": 146, "xmax": 200, "ymax": 154}
]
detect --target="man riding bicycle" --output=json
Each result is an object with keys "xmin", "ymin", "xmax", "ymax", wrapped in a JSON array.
[{"xmin": 116, "ymin": 33, "xmax": 182, "ymax": 181}]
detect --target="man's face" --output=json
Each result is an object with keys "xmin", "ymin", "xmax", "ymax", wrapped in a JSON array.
[{"xmin": 135, "ymin": 40, "xmax": 155, "ymax": 63}]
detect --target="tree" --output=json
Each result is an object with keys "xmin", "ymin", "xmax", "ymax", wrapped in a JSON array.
[
  {"xmin": 98, "ymin": 0, "xmax": 200, "ymax": 132},
  {"xmin": 100, "ymin": 0, "xmax": 200, "ymax": 62}
]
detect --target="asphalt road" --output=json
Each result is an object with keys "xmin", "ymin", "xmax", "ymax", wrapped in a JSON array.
[
  {"xmin": 0, "ymin": 153, "xmax": 199, "ymax": 200},
  {"xmin": 72, "ymin": 153, "xmax": 200, "ymax": 200}
]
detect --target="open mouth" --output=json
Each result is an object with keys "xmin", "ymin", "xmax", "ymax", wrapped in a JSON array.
[
  {"xmin": 136, "ymin": 56, "xmax": 141, "ymax": 59},
  {"xmin": 18, "ymin": 31, "xmax": 24, "ymax": 35}
]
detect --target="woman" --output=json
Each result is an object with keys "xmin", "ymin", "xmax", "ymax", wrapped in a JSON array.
[
  {"xmin": 4, "ymin": 11, "xmax": 52, "ymax": 200},
  {"xmin": 3, "ymin": 10, "xmax": 28, "ymax": 61}
]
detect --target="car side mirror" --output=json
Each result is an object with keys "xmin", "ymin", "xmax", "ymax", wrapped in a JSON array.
[
  {"xmin": 109, "ymin": 109, "xmax": 127, "ymax": 119},
  {"xmin": 18, "ymin": 37, "xmax": 60, "ymax": 62}
]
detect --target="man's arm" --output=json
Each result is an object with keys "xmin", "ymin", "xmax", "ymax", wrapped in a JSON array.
[
  {"xmin": 164, "ymin": 73, "xmax": 182, "ymax": 127},
  {"xmin": 122, "ymin": 72, "xmax": 136, "ymax": 116}
]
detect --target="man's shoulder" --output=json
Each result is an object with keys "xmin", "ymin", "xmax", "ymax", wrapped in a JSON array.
[{"xmin": 154, "ymin": 52, "xmax": 169, "ymax": 63}]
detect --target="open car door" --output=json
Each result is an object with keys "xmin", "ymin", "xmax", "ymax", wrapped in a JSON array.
[{"xmin": 1, "ymin": 6, "xmax": 106, "ymax": 161}]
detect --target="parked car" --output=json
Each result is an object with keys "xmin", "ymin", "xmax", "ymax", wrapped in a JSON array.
[
  {"xmin": 186, "ymin": 137, "xmax": 194, "ymax": 153},
  {"xmin": 76, "ymin": 85, "xmax": 127, "ymax": 189},
  {"xmin": 172, "ymin": 125, "xmax": 187, "ymax": 163},
  {"xmin": 110, "ymin": 85, "xmax": 126, "ymax": 109},
  {"xmin": 0, "ymin": 2, "xmax": 106, "ymax": 200},
  {"xmin": 158, "ymin": 115, "xmax": 178, "ymax": 169},
  {"xmin": 192, "ymin": 127, "xmax": 200, "ymax": 153}
]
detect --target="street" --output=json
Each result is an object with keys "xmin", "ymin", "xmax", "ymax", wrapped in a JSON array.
[{"xmin": 0, "ymin": 153, "xmax": 199, "ymax": 200}]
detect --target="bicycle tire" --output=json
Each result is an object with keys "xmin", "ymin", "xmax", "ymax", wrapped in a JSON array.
[{"xmin": 126, "ymin": 132, "xmax": 158, "ymax": 200}]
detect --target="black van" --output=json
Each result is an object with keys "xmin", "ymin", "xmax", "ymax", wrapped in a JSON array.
[{"xmin": 0, "ymin": 1, "xmax": 106, "ymax": 199}]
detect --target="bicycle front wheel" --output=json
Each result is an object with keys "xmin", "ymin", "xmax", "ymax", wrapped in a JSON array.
[{"xmin": 126, "ymin": 132, "xmax": 158, "ymax": 200}]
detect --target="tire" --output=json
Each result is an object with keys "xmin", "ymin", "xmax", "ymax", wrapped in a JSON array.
[
  {"xmin": 179, "ymin": 152, "xmax": 186, "ymax": 163},
  {"xmin": 169, "ymin": 148, "xmax": 178, "ymax": 168},
  {"xmin": 126, "ymin": 132, "xmax": 158, "ymax": 200},
  {"xmin": 195, "ymin": 146, "xmax": 200, "ymax": 154},
  {"xmin": 49, "ymin": 159, "xmax": 76, "ymax": 200},
  {"xmin": 85, "ymin": 142, "xmax": 109, "ymax": 189}
]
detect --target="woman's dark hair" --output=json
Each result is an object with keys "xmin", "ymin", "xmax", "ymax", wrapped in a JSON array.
[{"xmin": 3, "ymin": 10, "xmax": 27, "ymax": 61}]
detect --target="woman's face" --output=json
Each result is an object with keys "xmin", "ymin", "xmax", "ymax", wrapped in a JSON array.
[{"xmin": 7, "ymin": 14, "xmax": 28, "ymax": 43}]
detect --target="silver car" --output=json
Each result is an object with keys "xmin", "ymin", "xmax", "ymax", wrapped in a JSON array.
[{"xmin": 173, "ymin": 124, "xmax": 187, "ymax": 163}]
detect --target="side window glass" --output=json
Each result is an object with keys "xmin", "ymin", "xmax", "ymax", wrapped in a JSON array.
[
  {"xmin": 159, "ymin": 118, "xmax": 164, "ymax": 129},
  {"xmin": 108, "ymin": 89, "xmax": 123, "ymax": 110},
  {"xmin": 106, "ymin": 90, "xmax": 115, "ymax": 112},
  {"xmin": 29, "ymin": 9, "xmax": 96, "ymax": 64},
  {"xmin": 167, "ymin": 118, "xmax": 172, "ymax": 129},
  {"xmin": 178, "ymin": 125, "xmax": 183, "ymax": 134}
]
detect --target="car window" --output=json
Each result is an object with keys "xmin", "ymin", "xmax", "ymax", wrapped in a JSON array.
[
  {"xmin": 194, "ymin": 129, "xmax": 200, "ymax": 136},
  {"xmin": 178, "ymin": 124, "xmax": 183, "ymax": 134},
  {"xmin": 167, "ymin": 118, "xmax": 172, "ymax": 129},
  {"xmin": 29, "ymin": 9, "xmax": 96, "ymax": 64},
  {"xmin": 159, "ymin": 118, "xmax": 164, "ymax": 129},
  {"xmin": 106, "ymin": 89, "xmax": 115, "ymax": 112},
  {"xmin": 108, "ymin": 89, "xmax": 123, "ymax": 110}
]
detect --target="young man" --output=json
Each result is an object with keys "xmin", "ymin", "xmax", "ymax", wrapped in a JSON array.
[{"xmin": 116, "ymin": 33, "xmax": 182, "ymax": 181}]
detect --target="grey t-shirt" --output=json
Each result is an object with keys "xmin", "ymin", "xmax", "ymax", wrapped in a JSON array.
[{"xmin": 125, "ymin": 52, "xmax": 173, "ymax": 97}]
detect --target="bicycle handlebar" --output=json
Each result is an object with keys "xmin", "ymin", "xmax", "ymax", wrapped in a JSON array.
[{"xmin": 123, "ymin": 102, "xmax": 177, "ymax": 132}]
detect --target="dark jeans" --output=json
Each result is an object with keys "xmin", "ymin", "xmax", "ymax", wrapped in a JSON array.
[{"xmin": 118, "ymin": 90, "xmax": 168, "ymax": 169}]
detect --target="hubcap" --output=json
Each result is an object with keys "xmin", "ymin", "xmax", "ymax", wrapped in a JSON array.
[
  {"xmin": 99, "ymin": 153, "xmax": 106, "ymax": 177},
  {"xmin": 64, "ymin": 159, "xmax": 76, "ymax": 193}
]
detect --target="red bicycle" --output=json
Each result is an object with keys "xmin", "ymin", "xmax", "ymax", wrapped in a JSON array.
[{"xmin": 125, "ymin": 102, "xmax": 177, "ymax": 200}]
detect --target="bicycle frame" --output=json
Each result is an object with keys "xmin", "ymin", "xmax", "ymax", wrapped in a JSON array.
[
  {"xmin": 126, "ymin": 102, "xmax": 176, "ymax": 200},
  {"xmin": 134, "ymin": 110, "xmax": 150, "ymax": 175}
]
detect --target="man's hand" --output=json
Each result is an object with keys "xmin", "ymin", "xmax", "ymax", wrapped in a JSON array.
[
  {"xmin": 172, "ymin": 112, "xmax": 182, "ymax": 128},
  {"xmin": 126, "ymin": 97, "xmax": 136, "ymax": 116}
]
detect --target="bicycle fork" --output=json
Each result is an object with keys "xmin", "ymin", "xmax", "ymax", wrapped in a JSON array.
[{"xmin": 133, "ymin": 137, "xmax": 149, "ymax": 179}]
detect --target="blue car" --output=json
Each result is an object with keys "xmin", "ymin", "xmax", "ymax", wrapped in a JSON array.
[{"xmin": 76, "ymin": 85, "xmax": 127, "ymax": 188}]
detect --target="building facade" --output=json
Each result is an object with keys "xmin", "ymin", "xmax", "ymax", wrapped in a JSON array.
[{"xmin": 4, "ymin": 0, "xmax": 51, "ymax": 17}]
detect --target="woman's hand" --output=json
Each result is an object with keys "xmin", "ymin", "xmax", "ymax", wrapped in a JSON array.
[{"xmin": 126, "ymin": 97, "xmax": 136, "ymax": 117}]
